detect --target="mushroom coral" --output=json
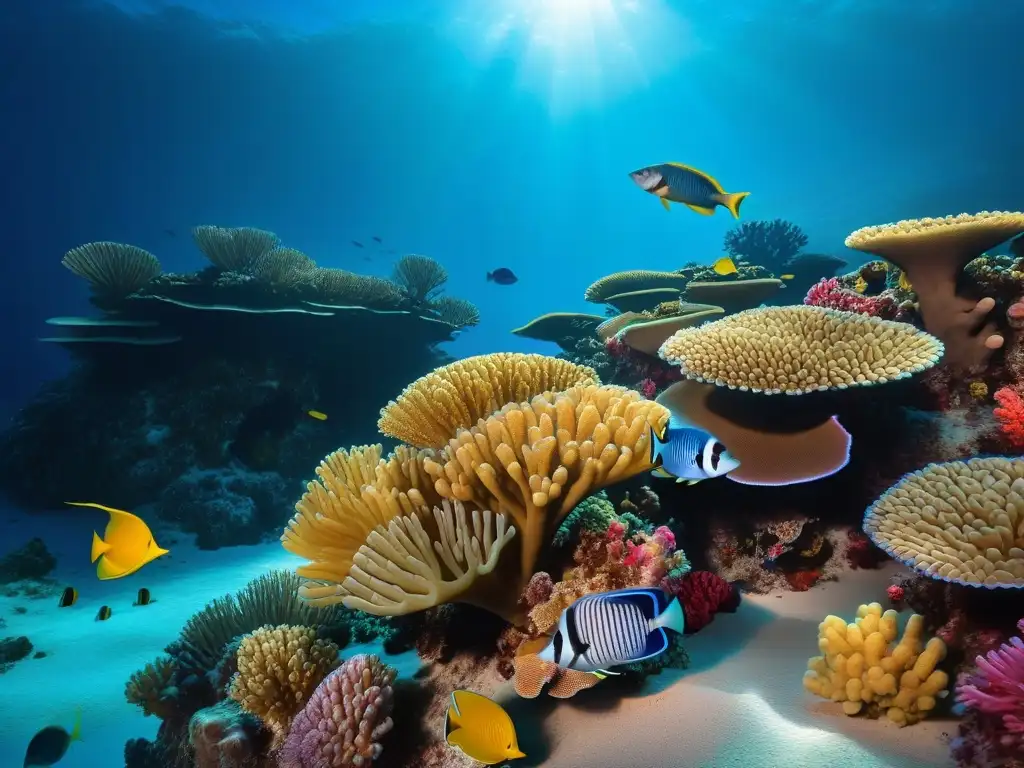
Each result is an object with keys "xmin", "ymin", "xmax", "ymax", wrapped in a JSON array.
[
  {"xmin": 584, "ymin": 270, "xmax": 690, "ymax": 302},
  {"xmin": 845, "ymin": 211, "xmax": 1024, "ymax": 370},
  {"xmin": 658, "ymin": 305, "xmax": 944, "ymax": 395},
  {"xmin": 378, "ymin": 353, "xmax": 599, "ymax": 449},
  {"xmin": 863, "ymin": 457, "xmax": 1024, "ymax": 588}
]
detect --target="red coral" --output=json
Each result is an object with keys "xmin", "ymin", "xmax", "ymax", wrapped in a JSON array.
[
  {"xmin": 639, "ymin": 377, "xmax": 657, "ymax": 398},
  {"xmin": 993, "ymin": 387, "xmax": 1024, "ymax": 449},
  {"xmin": 803, "ymin": 277, "xmax": 898, "ymax": 318},
  {"xmin": 784, "ymin": 569, "xmax": 821, "ymax": 592},
  {"xmin": 887, "ymin": 584, "xmax": 905, "ymax": 603},
  {"xmin": 662, "ymin": 570, "xmax": 740, "ymax": 634},
  {"xmin": 845, "ymin": 529, "xmax": 888, "ymax": 570}
]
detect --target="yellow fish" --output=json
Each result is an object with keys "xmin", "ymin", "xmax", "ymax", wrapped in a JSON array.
[
  {"xmin": 306, "ymin": 410, "xmax": 328, "ymax": 421},
  {"xmin": 444, "ymin": 690, "xmax": 525, "ymax": 765},
  {"xmin": 898, "ymin": 272, "xmax": 912, "ymax": 291},
  {"xmin": 854, "ymin": 276, "xmax": 868, "ymax": 294},
  {"xmin": 67, "ymin": 502, "xmax": 169, "ymax": 580},
  {"xmin": 712, "ymin": 256, "xmax": 738, "ymax": 276},
  {"xmin": 780, "ymin": 274, "xmax": 795, "ymax": 280}
]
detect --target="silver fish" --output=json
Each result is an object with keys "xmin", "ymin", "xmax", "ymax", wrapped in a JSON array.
[
  {"xmin": 629, "ymin": 162, "xmax": 749, "ymax": 218},
  {"xmin": 650, "ymin": 421, "xmax": 739, "ymax": 485},
  {"xmin": 537, "ymin": 587, "xmax": 685, "ymax": 674}
]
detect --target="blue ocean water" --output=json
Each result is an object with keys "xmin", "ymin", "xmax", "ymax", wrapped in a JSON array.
[{"xmin": 2, "ymin": 1, "xmax": 1023, "ymax": 767}]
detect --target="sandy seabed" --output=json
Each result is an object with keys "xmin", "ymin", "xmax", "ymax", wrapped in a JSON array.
[{"xmin": 0, "ymin": 504, "xmax": 953, "ymax": 768}]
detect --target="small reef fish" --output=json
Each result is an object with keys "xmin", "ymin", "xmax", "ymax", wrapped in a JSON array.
[
  {"xmin": 66, "ymin": 501, "xmax": 169, "ymax": 580},
  {"xmin": 306, "ymin": 409, "xmax": 328, "ymax": 421},
  {"xmin": 372, "ymin": 236, "xmax": 382, "ymax": 244},
  {"xmin": 23, "ymin": 710, "xmax": 81, "ymax": 767},
  {"xmin": 854, "ymin": 276, "xmax": 868, "ymax": 294},
  {"xmin": 231, "ymin": 390, "xmax": 324, "ymax": 471},
  {"xmin": 712, "ymin": 256, "xmax": 738, "ymax": 276},
  {"xmin": 163, "ymin": 229, "xmax": 176, "ymax": 238},
  {"xmin": 780, "ymin": 273, "xmax": 795, "ymax": 280},
  {"xmin": 898, "ymin": 272, "xmax": 912, "ymax": 291},
  {"xmin": 133, "ymin": 588, "xmax": 151, "ymax": 606},
  {"xmin": 444, "ymin": 690, "xmax": 525, "ymax": 765},
  {"xmin": 95, "ymin": 605, "xmax": 112, "ymax": 621},
  {"xmin": 57, "ymin": 587, "xmax": 77, "ymax": 608},
  {"xmin": 537, "ymin": 587, "xmax": 685, "ymax": 674},
  {"xmin": 650, "ymin": 418, "xmax": 740, "ymax": 485},
  {"xmin": 487, "ymin": 268, "xmax": 518, "ymax": 285},
  {"xmin": 351, "ymin": 240, "xmax": 364, "ymax": 248},
  {"xmin": 629, "ymin": 163, "xmax": 749, "ymax": 218}
]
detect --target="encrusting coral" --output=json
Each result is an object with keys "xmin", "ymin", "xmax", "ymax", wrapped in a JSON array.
[
  {"xmin": 228, "ymin": 624, "xmax": 340, "ymax": 745},
  {"xmin": 278, "ymin": 653, "xmax": 397, "ymax": 768},
  {"xmin": 803, "ymin": 602, "xmax": 949, "ymax": 726},
  {"xmin": 863, "ymin": 457, "xmax": 1024, "ymax": 588},
  {"xmin": 658, "ymin": 305, "xmax": 944, "ymax": 395},
  {"xmin": 62, "ymin": 241, "xmax": 162, "ymax": 297},
  {"xmin": 378, "ymin": 353, "xmax": 599, "ymax": 449},
  {"xmin": 845, "ymin": 211, "xmax": 1024, "ymax": 370}
]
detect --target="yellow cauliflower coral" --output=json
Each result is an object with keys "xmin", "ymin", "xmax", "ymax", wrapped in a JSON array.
[
  {"xmin": 803, "ymin": 602, "xmax": 948, "ymax": 726},
  {"xmin": 229, "ymin": 624, "xmax": 339, "ymax": 745}
]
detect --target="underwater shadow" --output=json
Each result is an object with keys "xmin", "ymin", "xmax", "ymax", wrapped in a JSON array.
[{"xmin": 499, "ymin": 694, "xmax": 560, "ymax": 767}]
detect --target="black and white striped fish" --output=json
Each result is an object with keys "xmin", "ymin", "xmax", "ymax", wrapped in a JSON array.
[
  {"xmin": 536, "ymin": 587, "xmax": 685, "ymax": 674},
  {"xmin": 629, "ymin": 162, "xmax": 749, "ymax": 218},
  {"xmin": 650, "ymin": 419, "xmax": 740, "ymax": 485}
]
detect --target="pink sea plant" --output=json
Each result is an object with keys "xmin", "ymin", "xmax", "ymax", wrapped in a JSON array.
[
  {"xmin": 639, "ymin": 377, "xmax": 657, "ymax": 398},
  {"xmin": 803, "ymin": 277, "xmax": 897, "ymax": 319},
  {"xmin": 957, "ymin": 619, "xmax": 1024, "ymax": 751}
]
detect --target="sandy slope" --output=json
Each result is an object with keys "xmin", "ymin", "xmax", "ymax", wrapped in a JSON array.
[{"xmin": 0, "ymin": 504, "xmax": 954, "ymax": 768}]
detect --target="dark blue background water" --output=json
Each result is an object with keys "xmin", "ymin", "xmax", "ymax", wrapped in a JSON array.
[{"xmin": 2, "ymin": 0, "xmax": 1022, "ymax": 425}]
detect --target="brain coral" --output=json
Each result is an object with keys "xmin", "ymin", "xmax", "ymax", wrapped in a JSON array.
[
  {"xmin": 658, "ymin": 305, "xmax": 943, "ymax": 394},
  {"xmin": 864, "ymin": 457, "xmax": 1024, "ymax": 588}
]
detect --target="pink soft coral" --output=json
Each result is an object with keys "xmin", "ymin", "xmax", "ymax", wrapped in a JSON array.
[
  {"xmin": 278, "ymin": 654, "xmax": 397, "ymax": 768},
  {"xmin": 803, "ymin": 277, "xmax": 897, "ymax": 318},
  {"xmin": 957, "ymin": 619, "xmax": 1024, "ymax": 754},
  {"xmin": 993, "ymin": 387, "xmax": 1024, "ymax": 449}
]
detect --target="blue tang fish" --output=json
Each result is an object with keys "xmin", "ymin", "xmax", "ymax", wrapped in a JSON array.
[
  {"xmin": 650, "ymin": 417, "xmax": 740, "ymax": 485},
  {"xmin": 536, "ymin": 587, "xmax": 685, "ymax": 674},
  {"xmin": 630, "ymin": 162, "xmax": 749, "ymax": 218}
]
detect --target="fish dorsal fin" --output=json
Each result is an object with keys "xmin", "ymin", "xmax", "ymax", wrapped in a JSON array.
[
  {"xmin": 664, "ymin": 162, "xmax": 725, "ymax": 193},
  {"xmin": 66, "ymin": 501, "xmax": 134, "ymax": 518}
]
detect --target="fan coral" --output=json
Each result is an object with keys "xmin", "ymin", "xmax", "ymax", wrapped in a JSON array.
[
  {"xmin": 803, "ymin": 277, "xmax": 898, "ymax": 319},
  {"xmin": 428, "ymin": 296, "xmax": 480, "ymax": 328},
  {"xmin": 192, "ymin": 226, "xmax": 280, "ymax": 273},
  {"xmin": 723, "ymin": 218, "xmax": 808, "ymax": 272},
  {"xmin": 228, "ymin": 624, "xmax": 340, "ymax": 745},
  {"xmin": 278, "ymin": 654, "xmax": 397, "ymax": 768},
  {"xmin": 993, "ymin": 387, "xmax": 1024, "ymax": 448},
  {"xmin": 659, "ymin": 305, "xmax": 944, "ymax": 395},
  {"xmin": 863, "ymin": 457, "xmax": 1024, "ymax": 587},
  {"xmin": 803, "ymin": 603, "xmax": 949, "ymax": 726},
  {"xmin": 391, "ymin": 254, "xmax": 447, "ymax": 304},
  {"xmin": 662, "ymin": 570, "xmax": 740, "ymax": 634},
  {"xmin": 62, "ymin": 241, "xmax": 162, "ymax": 297},
  {"xmin": 377, "ymin": 353, "xmax": 598, "ymax": 449},
  {"xmin": 249, "ymin": 248, "xmax": 317, "ymax": 287}
]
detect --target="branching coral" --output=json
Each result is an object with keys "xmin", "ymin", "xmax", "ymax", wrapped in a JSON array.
[
  {"xmin": 723, "ymin": 218, "xmax": 808, "ymax": 272},
  {"xmin": 278, "ymin": 654, "xmax": 396, "ymax": 768},
  {"xmin": 803, "ymin": 603, "xmax": 949, "ymax": 726},
  {"xmin": 863, "ymin": 457, "xmax": 1024, "ymax": 588},
  {"xmin": 126, "ymin": 656, "xmax": 178, "ymax": 719},
  {"xmin": 62, "ymin": 241, "xmax": 162, "ymax": 297},
  {"xmin": 423, "ymin": 384, "xmax": 669, "ymax": 586},
  {"xmin": 845, "ymin": 211, "xmax": 1024, "ymax": 370},
  {"xmin": 377, "ymin": 353, "xmax": 598, "ymax": 449},
  {"xmin": 659, "ymin": 305, "xmax": 944, "ymax": 395},
  {"xmin": 428, "ymin": 296, "xmax": 480, "ymax": 328},
  {"xmin": 192, "ymin": 226, "xmax": 280, "ymax": 273},
  {"xmin": 249, "ymin": 247, "xmax": 317, "ymax": 288},
  {"xmin": 391, "ymin": 254, "xmax": 448, "ymax": 303},
  {"xmin": 993, "ymin": 387, "xmax": 1024, "ymax": 448},
  {"xmin": 804, "ymin": 277, "xmax": 898, "ymax": 319},
  {"xmin": 228, "ymin": 624, "xmax": 340, "ymax": 745}
]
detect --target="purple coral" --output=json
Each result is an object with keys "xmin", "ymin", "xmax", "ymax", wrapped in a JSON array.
[
  {"xmin": 278, "ymin": 654, "xmax": 397, "ymax": 768},
  {"xmin": 956, "ymin": 619, "xmax": 1024, "ymax": 755}
]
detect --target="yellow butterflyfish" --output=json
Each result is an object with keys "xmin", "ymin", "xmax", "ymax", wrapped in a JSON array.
[
  {"xmin": 712, "ymin": 256, "xmax": 738, "ymax": 276},
  {"xmin": 66, "ymin": 502, "xmax": 169, "ymax": 580},
  {"xmin": 306, "ymin": 409, "xmax": 328, "ymax": 421},
  {"xmin": 780, "ymin": 274, "xmax": 795, "ymax": 280},
  {"xmin": 629, "ymin": 163, "xmax": 749, "ymax": 218},
  {"xmin": 444, "ymin": 690, "xmax": 525, "ymax": 765}
]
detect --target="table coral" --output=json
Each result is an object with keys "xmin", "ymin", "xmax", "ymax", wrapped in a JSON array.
[
  {"xmin": 803, "ymin": 602, "xmax": 949, "ymax": 726},
  {"xmin": 278, "ymin": 654, "xmax": 397, "ymax": 768}
]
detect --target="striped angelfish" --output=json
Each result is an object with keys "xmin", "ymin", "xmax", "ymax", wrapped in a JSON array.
[
  {"xmin": 650, "ymin": 420, "xmax": 740, "ymax": 485},
  {"xmin": 629, "ymin": 162, "xmax": 750, "ymax": 218},
  {"xmin": 537, "ymin": 587, "xmax": 686, "ymax": 674}
]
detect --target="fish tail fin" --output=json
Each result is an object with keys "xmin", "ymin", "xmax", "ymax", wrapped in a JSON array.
[
  {"xmin": 90, "ymin": 531, "xmax": 110, "ymax": 563},
  {"xmin": 486, "ymin": 271, "xmax": 493, "ymax": 281},
  {"xmin": 70, "ymin": 707, "xmax": 83, "ymax": 742},
  {"xmin": 717, "ymin": 191, "xmax": 750, "ymax": 219},
  {"xmin": 654, "ymin": 596, "xmax": 686, "ymax": 635}
]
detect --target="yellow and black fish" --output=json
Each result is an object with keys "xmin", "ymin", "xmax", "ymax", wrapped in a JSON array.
[
  {"xmin": 95, "ymin": 606, "xmax": 111, "ymax": 621},
  {"xmin": 630, "ymin": 163, "xmax": 749, "ymax": 218},
  {"xmin": 133, "ymin": 588, "xmax": 151, "ymax": 606},
  {"xmin": 57, "ymin": 587, "xmax": 77, "ymax": 608}
]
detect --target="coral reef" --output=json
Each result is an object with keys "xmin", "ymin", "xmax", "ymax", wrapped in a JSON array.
[
  {"xmin": 723, "ymin": 218, "xmax": 809, "ymax": 274},
  {"xmin": 804, "ymin": 277, "xmax": 900, "ymax": 319},
  {"xmin": 0, "ymin": 538, "xmax": 56, "ymax": 584},
  {"xmin": 0, "ymin": 635, "xmax": 33, "ymax": 673},
  {"xmin": 663, "ymin": 570, "xmax": 741, "ymax": 633},
  {"xmin": 188, "ymin": 700, "xmax": 272, "ymax": 768},
  {"xmin": 804, "ymin": 603, "xmax": 949, "ymax": 726}
]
